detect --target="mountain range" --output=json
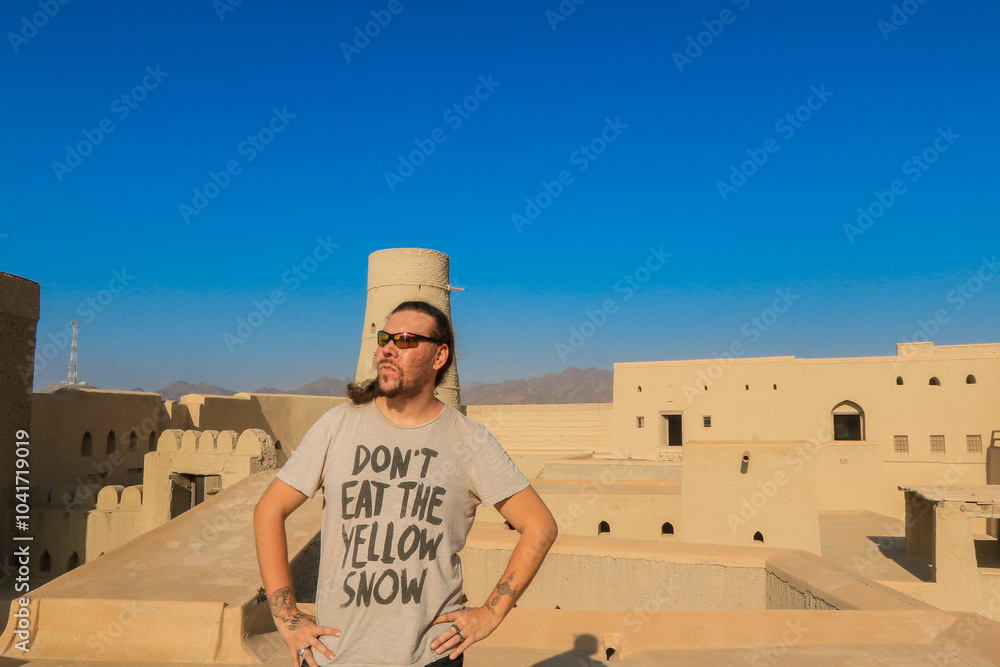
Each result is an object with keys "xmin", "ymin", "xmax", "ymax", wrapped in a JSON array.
[{"xmin": 145, "ymin": 367, "xmax": 613, "ymax": 404}]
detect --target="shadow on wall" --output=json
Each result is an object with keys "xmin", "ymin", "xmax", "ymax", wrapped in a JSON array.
[{"xmin": 531, "ymin": 634, "xmax": 608, "ymax": 665}]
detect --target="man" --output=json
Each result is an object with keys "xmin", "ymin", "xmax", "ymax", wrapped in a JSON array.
[{"xmin": 254, "ymin": 300, "xmax": 558, "ymax": 667}]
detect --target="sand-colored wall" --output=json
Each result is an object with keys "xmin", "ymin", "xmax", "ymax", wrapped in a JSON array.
[
  {"xmin": 30, "ymin": 388, "xmax": 176, "ymax": 487},
  {"xmin": 23, "ymin": 429, "xmax": 280, "ymax": 575},
  {"xmin": 814, "ymin": 441, "xmax": 890, "ymax": 514},
  {"xmin": 181, "ymin": 392, "xmax": 347, "ymax": 453},
  {"xmin": 614, "ymin": 344, "xmax": 998, "ymax": 516},
  {"xmin": 680, "ymin": 441, "xmax": 822, "ymax": 553},
  {"xmin": 0, "ymin": 273, "xmax": 40, "ymax": 561},
  {"xmin": 541, "ymin": 458, "xmax": 683, "ymax": 481},
  {"xmin": 465, "ymin": 403, "xmax": 613, "ymax": 455},
  {"xmin": 478, "ymin": 479, "xmax": 681, "ymax": 541},
  {"xmin": 461, "ymin": 528, "xmax": 768, "ymax": 612}
]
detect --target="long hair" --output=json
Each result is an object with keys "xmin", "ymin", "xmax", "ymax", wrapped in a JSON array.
[{"xmin": 346, "ymin": 300, "xmax": 455, "ymax": 405}]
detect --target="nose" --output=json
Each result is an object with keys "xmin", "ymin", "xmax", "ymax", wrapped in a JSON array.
[{"xmin": 378, "ymin": 340, "xmax": 398, "ymax": 359}]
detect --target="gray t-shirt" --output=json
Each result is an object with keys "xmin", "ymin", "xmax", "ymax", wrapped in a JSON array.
[{"xmin": 276, "ymin": 400, "xmax": 529, "ymax": 667}]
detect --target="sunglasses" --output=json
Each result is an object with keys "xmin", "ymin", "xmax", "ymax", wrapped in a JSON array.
[{"xmin": 376, "ymin": 330, "xmax": 443, "ymax": 349}]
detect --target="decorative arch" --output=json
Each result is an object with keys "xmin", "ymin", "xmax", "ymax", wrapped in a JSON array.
[{"xmin": 832, "ymin": 400, "xmax": 865, "ymax": 441}]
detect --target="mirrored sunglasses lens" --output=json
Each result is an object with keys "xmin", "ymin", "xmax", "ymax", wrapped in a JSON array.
[
  {"xmin": 377, "ymin": 332, "xmax": 390, "ymax": 346},
  {"xmin": 396, "ymin": 334, "xmax": 417, "ymax": 348}
]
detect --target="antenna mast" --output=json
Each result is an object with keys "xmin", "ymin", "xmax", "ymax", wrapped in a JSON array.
[{"xmin": 67, "ymin": 320, "xmax": 78, "ymax": 385}]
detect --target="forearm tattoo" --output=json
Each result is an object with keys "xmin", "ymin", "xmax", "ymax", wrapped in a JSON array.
[
  {"xmin": 268, "ymin": 586, "xmax": 309, "ymax": 629},
  {"xmin": 486, "ymin": 571, "xmax": 520, "ymax": 616}
]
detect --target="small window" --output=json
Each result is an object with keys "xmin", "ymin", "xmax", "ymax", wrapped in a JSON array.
[
  {"xmin": 598, "ymin": 521, "xmax": 610, "ymax": 536},
  {"xmin": 703, "ymin": 385, "xmax": 708, "ymax": 391},
  {"xmin": 106, "ymin": 431, "xmax": 116, "ymax": 455},
  {"xmin": 753, "ymin": 531, "xmax": 764, "ymax": 543},
  {"xmin": 149, "ymin": 430, "xmax": 157, "ymax": 451},
  {"xmin": 967, "ymin": 434, "xmax": 983, "ymax": 454},
  {"xmin": 772, "ymin": 384, "xmax": 777, "ymax": 390},
  {"xmin": 893, "ymin": 435, "xmax": 909, "ymax": 454},
  {"xmin": 636, "ymin": 416, "xmax": 644, "ymax": 428},
  {"xmin": 40, "ymin": 550, "xmax": 51, "ymax": 572},
  {"xmin": 637, "ymin": 385, "xmax": 642, "ymax": 392},
  {"xmin": 661, "ymin": 522, "xmax": 674, "ymax": 536},
  {"xmin": 929, "ymin": 377, "xmax": 941, "ymax": 386},
  {"xmin": 67, "ymin": 552, "xmax": 80, "ymax": 570},
  {"xmin": 81, "ymin": 431, "xmax": 93, "ymax": 457},
  {"xmin": 896, "ymin": 376, "xmax": 904, "ymax": 385},
  {"xmin": 745, "ymin": 384, "xmax": 750, "ymax": 390},
  {"xmin": 703, "ymin": 415, "xmax": 712, "ymax": 428},
  {"xmin": 967, "ymin": 375, "xmax": 977, "ymax": 384},
  {"xmin": 129, "ymin": 430, "xmax": 138, "ymax": 452},
  {"xmin": 930, "ymin": 435, "xmax": 946, "ymax": 454}
]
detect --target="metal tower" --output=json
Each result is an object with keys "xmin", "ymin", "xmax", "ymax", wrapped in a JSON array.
[{"xmin": 67, "ymin": 320, "xmax": 78, "ymax": 385}]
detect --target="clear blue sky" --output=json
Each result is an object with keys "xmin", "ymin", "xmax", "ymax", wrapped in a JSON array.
[{"xmin": 3, "ymin": 0, "xmax": 998, "ymax": 391}]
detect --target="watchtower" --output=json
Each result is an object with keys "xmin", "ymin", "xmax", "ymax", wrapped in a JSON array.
[{"xmin": 355, "ymin": 248, "xmax": 461, "ymax": 410}]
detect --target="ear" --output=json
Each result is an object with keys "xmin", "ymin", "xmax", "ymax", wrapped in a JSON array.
[{"xmin": 432, "ymin": 343, "xmax": 449, "ymax": 371}]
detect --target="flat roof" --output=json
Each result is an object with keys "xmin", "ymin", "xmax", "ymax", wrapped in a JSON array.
[{"xmin": 898, "ymin": 485, "xmax": 1000, "ymax": 504}]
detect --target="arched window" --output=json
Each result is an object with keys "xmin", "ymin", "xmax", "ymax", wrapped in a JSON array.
[
  {"xmin": 832, "ymin": 400, "xmax": 865, "ymax": 441},
  {"xmin": 129, "ymin": 430, "xmax": 138, "ymax": 452},
  {"xmin": 598, "ymin": 521, "xmax": 610, "ymax": 535},
  {"xmin": 369, "ymin": 322, "xmax": 376, "ymax": 334},
  {"xmin": 106, "ymin": 431, "xmax": 116, "ymax": 455},
  {"xmin": 637, "ymin": 385, "xmax": 642, "ymax": 392},
  {"xmin": 753, "ymin": 531, "xmax": 764, "ymax": 543},
  {"xmin": 773, "ymin": 384, "xmax": 777, "ymax": 390},
  {"xmin": 967, "ymin": 375, "xmax": 977, "ymax": 384},
  {"xmin": 149, "ymin": 430, "xmax": 157, "ymax": 451},
  {"xmin": 81, "ymin": 431, "xmax": 92, "ymax": 457},
  {"xmin": 40, "ymin": 550, "xmax": 51, "ymax": 572},
  {"xmin": 67, "ymin": 552, "xmax": 80, "ymax": 570},
  {"xmin": 661, "ymin": 522, "xmax": 674, "ymax": 536},
  {"xmin": 896, "ymin": 376, "xmax": 904, "ymax": 385},
  {"xmin": 745, "ymin": 384, "xmax": 750, "ymax": 390},
  {"xmin": 929, "ymin": 377, "xmax": 941, "ymax": 386}
]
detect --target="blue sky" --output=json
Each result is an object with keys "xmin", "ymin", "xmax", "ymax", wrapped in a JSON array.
[{"xmin": 3, "ymin": 0, "xmax": 998, "ymax": 391}]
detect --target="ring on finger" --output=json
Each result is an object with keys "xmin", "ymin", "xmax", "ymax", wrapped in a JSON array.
[{"xmin": 451, "ymin": 623, "xmax": 464, "ymax": 642}]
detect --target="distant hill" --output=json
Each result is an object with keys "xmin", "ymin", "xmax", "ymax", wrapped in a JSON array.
[
  {"xmin": 156, "ymin": 381, "xmax": 238, "ymax": 402},
  {"xmin": 461, "ymin": 367, "xmax": 613, "ymax": 405},
  {"xmin": 290, "ymin": 376, "xmax": 350, "ymax": 397},
  {"xmin": 155, "ymin": 376, "xmax": 351, "ymax": 401},
  {"xmin": 152, "ymin": 368, "xmax": 612, "ymax": 404}
]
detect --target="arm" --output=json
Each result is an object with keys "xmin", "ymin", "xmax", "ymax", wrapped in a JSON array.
[
  {"xmin": 254, "ymin": 477, "xmax": 340, "ymax": 667},
  {"xmin": 429, "ymin": 485, "xmax": 558, "ymax": 659}
]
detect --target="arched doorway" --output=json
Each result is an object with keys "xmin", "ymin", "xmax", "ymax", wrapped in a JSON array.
[{"xmin": 832, "ymin": 400, "xmax": 865, "ymax": 441}]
